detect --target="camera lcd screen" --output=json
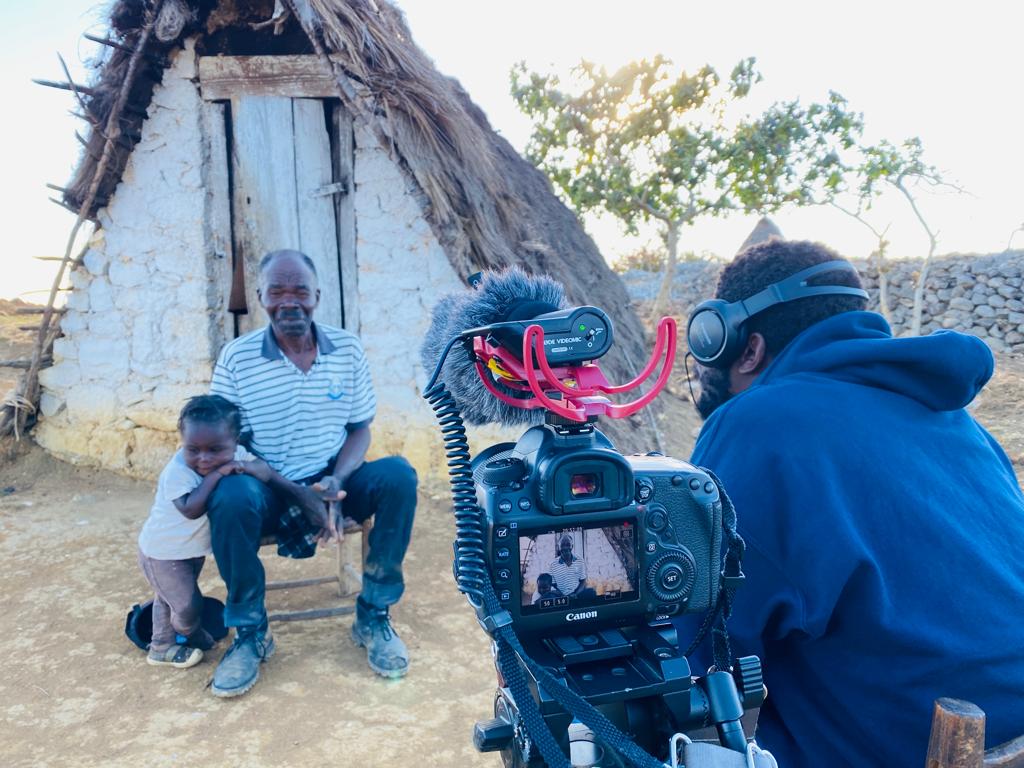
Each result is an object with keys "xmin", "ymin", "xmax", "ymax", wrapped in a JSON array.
[{"xmin": 518, "ymin": 520, "xmax": 639, "ymax": 614}]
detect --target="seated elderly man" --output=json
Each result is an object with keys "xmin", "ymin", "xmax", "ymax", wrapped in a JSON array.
[{"xmin": 206, "ymin": 249, "xmax": 417, "ymax": 697}]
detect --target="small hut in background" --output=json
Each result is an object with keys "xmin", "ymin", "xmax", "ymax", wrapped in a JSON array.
[
  {"xmin": 737, "ymin": 216, "xmax": 783, "ymax": 254},
  {"xmin": 33, "ymin": 0, "xmax": 652, "ymax": 477}
]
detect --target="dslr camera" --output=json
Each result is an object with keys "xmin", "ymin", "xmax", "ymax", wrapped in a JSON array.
[{"xmin": 422, "ymin": 276, "xmax": 764, "ymax": 767}]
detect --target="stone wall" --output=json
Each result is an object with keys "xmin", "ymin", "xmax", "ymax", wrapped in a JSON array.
[
  {"xmin": 37, "ymin": 41, "xmax": 516, "ymax": 479},
  {"xmin": 36, "ymin": 42, "xmax": 226, "ymax": 478},
  {"xmin": 621, "ymin": 251, "xmax": 1024, "ymax": 355}
]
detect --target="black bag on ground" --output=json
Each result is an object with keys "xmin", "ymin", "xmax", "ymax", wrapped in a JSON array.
[{"xmin": 124, "ymin": 597, "xmax": 228, "ymax": 651}]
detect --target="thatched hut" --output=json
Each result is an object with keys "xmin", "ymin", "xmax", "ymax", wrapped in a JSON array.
[{"xmin": 36, "ymin": 0, "xmax": 654, "ymax": 478}]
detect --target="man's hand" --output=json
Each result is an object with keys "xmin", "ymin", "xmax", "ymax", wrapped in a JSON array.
[
  {"xmin": 318, "ymin": 500, "xmax": 346, "ymax": 544},
  {"xmin": 292, "ymin": 484, "xmax": 330, "ymax": 530},
  {"xmin": 312, "ymin": 477, "xmax": 347, "ymax": 544},
  {"xmin": 311, "ymin": 475, "xmax": 345, "ymax": 502}
]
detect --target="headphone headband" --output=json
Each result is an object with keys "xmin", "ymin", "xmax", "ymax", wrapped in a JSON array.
[{"xmin": 687, "ymin": 259, "xmax": 868, "ymax": 368}]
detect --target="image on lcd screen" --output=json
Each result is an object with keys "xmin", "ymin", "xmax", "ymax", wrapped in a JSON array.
[{"xmin": 519, "ymin": 522, "xmax": 639, "ymax": 614}]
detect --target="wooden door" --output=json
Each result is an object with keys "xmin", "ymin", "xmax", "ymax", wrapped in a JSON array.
[
  {"xmin": 230, "ymin": 95, "xmax": 346, "ymax": 334},
  {"xmin": 199, "ymin": 55, "xmax": 359, "ymax": 337}
]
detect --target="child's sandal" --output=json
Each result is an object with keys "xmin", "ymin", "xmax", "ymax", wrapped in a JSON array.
[{"xmin": 147, "ymin": 644, "xmax": 203, "ymax": 668}]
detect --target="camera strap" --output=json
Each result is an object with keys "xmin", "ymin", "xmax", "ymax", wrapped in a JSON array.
[
  {"xmin": 482, "ymin": 578, "xmax": 667, "ymax": 768},
  {"xmin": 684, "ymin": 469, "xmax": 746, "ymax": 674}
]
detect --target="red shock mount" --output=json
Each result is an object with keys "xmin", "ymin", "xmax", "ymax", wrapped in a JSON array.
[{"xmin": 472, "ymin": 317, "xmax": 677, "ymax": 422}]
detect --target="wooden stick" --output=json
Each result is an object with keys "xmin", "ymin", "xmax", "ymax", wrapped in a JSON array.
[
  {"xmin": 268, "ymin": 605, "xmax": 355, "ymax": 623},
  {"xmin": 13, "ymin": 307, "xmax": 65, "ymax": 316},
  {"xmin": 83, "ymin": 33, "xmax": 167, "ymax": 67},
  {"xmin": 0, "ymin": 358, "xmax": 53, "ymax": 370},
  {"xmin": 265, "ymin": 575, "xmax": 339, "ymax": 591},
  {"xmin": 33, "ymin": 78, "xmax": 96, "ymax": 97}
]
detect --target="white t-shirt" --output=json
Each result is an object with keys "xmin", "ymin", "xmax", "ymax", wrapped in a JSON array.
[{"xmin": 138, "ymin": 446, "xmax": 254, "ymax": 560}]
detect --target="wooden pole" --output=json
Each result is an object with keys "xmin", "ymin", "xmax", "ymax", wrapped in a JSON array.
[{"xmin": 926, "ymin": 698, "xmax": 985, "ymax": 768}]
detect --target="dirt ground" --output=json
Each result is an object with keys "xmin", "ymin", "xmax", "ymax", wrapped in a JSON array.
[
  {"xmin": 1, "ymin": 300, "xmax": 1021, "ymax": 767},
  {"xmin": 0, "ymin": 449, "xmax": 497, "ymax": 768}
]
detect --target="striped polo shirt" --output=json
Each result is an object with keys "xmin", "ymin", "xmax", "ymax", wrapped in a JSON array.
[
  {"xmin": 548, "ymin": 556, "xmax": 587, "ymax": 595},
  {"xmin": 210, "ymin": 322, "xmax": 376, "ymax": 481}
]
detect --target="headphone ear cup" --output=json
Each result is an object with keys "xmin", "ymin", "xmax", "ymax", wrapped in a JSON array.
[{"xmin": 687, "ymin": 300, "xmax": 731, "ymax": 368}]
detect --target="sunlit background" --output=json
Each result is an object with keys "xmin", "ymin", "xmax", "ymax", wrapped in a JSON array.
[{"xmin": 3, "ymin": 0, "xmax": 1022, "ymax": 301}]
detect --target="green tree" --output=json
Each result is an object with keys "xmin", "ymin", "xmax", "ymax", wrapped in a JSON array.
[
  {"xmin": 511, "ymin": 57, "xmax": 862, "ymax": 322},
  {"xmin": 833, "ymin": 138, "xmax": 959, "ymax": 334}
]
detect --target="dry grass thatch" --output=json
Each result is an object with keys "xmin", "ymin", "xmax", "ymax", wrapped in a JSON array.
[{"xmin": 58, "ymin": 0, "xmax": 656, "ymax": 450}]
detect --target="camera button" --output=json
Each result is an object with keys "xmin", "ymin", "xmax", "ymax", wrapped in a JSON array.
[
  {"xmin": 499, "ymin": 589, "xmax": 511, "ymax": 603},
  {"xmin": 495, "ymin": 526, "xmax": 511, "ymax": 540},
  {"xmin": 496, "ymin": 547, "xmax": 511, "ymax": 561},
  {"xmin": 647, "ymin": 508, "xmax": 668, "ymax": 532},
  {"xmin": 517, "ymin": 498, "xmax": 532, "ymax": 511},
  {"xmin": 635, "ymin": 479, "xmax": 654, "ymax": 503},
  {"xmin": 660, "ymin": 565, "xmax": 685, "ymax": 591},
  {"xmin": 646, "ymin": 541, "xmax": 657, "ymax": 553},
  {"xmin": 498, "ymin": 499, "xmax": 513, "ymax": 514},
  {"xmin": 495, "ymin": 568, "xmax": 511, "ymax": 582}
]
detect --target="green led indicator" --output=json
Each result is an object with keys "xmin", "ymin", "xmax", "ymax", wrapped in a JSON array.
[{"xmin": 578, "ymin": 324, "xmax": 586, "ymax": 331}]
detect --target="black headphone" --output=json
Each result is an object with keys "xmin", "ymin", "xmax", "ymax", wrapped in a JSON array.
[{"xmin": 686, "ymin": 260, "xmax": 868, "ymax": 369}]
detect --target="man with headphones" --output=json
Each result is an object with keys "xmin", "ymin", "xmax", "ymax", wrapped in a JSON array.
[{"xmin": 677, "ymin": 239, "xmax": 1024, "ymax": 768}]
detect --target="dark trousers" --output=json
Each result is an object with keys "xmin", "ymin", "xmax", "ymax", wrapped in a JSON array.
[
  {"xmin": 137, "ymin": 550, "xmax": 205, "ymax": 651},
  {"xmin": 206, "ymin": 456, "xmax": 418, "ymax": 629}
]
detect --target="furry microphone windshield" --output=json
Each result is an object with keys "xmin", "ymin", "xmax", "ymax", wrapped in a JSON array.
[{"xmin": 419, "ymin": 267, "xmax": 566, "ymax": 426}]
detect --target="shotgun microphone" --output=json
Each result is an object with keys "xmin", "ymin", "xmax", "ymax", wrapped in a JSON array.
[{"xmin": 419, "ymin": 267, "xmax": 567, "ymax": 426}]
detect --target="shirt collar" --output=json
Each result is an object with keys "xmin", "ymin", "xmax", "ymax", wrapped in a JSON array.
[{"xmin": 261, "ymin": 322, "xmax": 336, "ymax": 361}]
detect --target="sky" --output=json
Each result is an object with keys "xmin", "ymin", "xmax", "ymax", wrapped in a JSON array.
[{"xmin": 2, "ymin": 0, "xmax": 1022, "ymax": 301}]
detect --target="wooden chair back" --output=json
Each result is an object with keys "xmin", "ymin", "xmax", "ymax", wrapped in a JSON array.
[{"xmin": 926, "ymin": 698, "xmax": 1024, "ymax": 768}]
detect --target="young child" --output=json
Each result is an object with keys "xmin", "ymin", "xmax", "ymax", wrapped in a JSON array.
[{"xmin": 137, "ymin": 394, "xmax": 263, "ymax": 668}]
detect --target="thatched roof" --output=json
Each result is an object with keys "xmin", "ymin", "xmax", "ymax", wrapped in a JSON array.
[{"xmin": 61, "ymin": 0, "xmax": 657, "ymax": 450}]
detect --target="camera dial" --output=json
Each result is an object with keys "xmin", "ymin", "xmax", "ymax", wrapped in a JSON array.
[
  {"xmin": 481, "ymin": 456, "xmax": 527, "ymax": 486},
  {"xmin": 646, "ymin": 550, "xmax": 697, "ymax": 603}
]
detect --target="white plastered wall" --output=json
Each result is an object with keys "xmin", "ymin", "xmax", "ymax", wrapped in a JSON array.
[
  {"xmin": 37, "ymin": 40, "xmax": 516, "ymax": 479},
  {"xmin": 36, "ymin": 41, "xmax": 228, "ymax": 478}
]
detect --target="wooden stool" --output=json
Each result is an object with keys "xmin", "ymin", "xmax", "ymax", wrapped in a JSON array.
[
  {"xmin": 926, "ymin": 698, "xmax": 1024, "ymax": 768},
  {"xmin": 260, "ymin": 517, "xmax": 372, "ymax": 623}
]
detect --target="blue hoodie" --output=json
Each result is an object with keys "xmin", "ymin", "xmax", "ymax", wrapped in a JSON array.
[{"xmin": 674, "ymin": 311, "xmax": 1024, "ymax": 767}]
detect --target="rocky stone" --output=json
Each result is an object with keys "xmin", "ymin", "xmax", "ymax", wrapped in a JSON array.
[
  {"xmin": 988, "ymin": 294, "xmax": 1007, "ymax": 308},
  {"xmin": 975, "ymin": 305, "xmax": 996, "ymax": 319},
  {"xmin": 66, "ymin": 384, "xmax": 119, "ymax": 424},
  {"xmin": 39, "ymin": 392, "xmax": 65, "ymax": 418},
  {"xmin": 82, "ymin": 249, "xmax": 108, "ymax": 277},
  {"xmin": 78, "ymin": 337, "xmax": 131, "ymax": 380},
  {"xmin": 108, "ymin": 259, "xmax": 149, "ymax": 288},
  {"xmin": 88, "ymin": 277, "xmax": 114, "ymax": 313}
]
